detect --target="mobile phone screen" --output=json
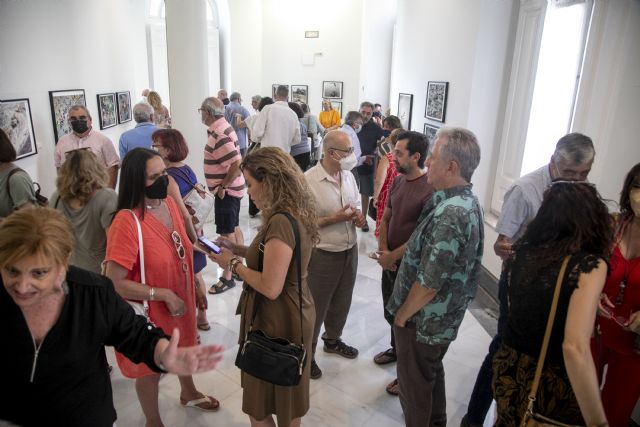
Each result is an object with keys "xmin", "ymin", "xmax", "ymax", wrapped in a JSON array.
[{"xmin": 198, "ymin": 236, "xmax": 221, "ymax": 254}]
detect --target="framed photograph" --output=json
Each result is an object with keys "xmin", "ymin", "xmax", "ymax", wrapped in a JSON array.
[
  {"xmin": 322, "ymin": 81, "xmax": 343, "ymax": 99},
  {"xmin": 97, "ymin": 93, "xmax": 117, "ymax": 130},
  {"xmin": 397, "ymin": 93, "xmax": 413, "ymax": 130},
  {"xmin": 330, "ymin": 101, "xmax": 342, "ymax": 118},
  {"xmin": 48, "ymin": 89, "xmax": 86, "ymax": 143},
  {"xmin": 116, "ymin": 91, "xmax": 132, "ymax": 124},
  {"xmin": 0, "ymin": 98, "xmax": 37, "ymax": 160},
  {"xmin": 423, "ymin": 123, "xmax": 440, "ymax": 145},
  {"xmin": 425, "ymin": 81, "xmax": 449, "ymax": 123},
  {"xmin": 291, "ymin": 85, "xmax": 308, "ymax": 104},
  {"xmin": 272, "ymin": 84, "xmax": 289, "ymax": 100}
]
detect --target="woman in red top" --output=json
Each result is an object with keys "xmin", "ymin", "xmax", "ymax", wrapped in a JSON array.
[
  {"xmin": 105, "ymin": 148, "xmax": 219, "ymax": 425},
  {"xmin": 596, "ymin": 162, "xmax": 640, "ymax": 427},
  {"xmin": 373, "ymin": 128, "xmax": 402, "ymax": 237}
]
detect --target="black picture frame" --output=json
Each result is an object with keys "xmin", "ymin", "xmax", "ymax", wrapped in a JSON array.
[
  {"xmin": 291, "ymin": 85, "xmax": 308, "ymax": 104},
  {"xmin": 322, "ymin": 81, "xmax": 343, "ymax": 99},
  {"xmin": 97, "ymin": 93, "xmax": 117, "ymax": 130},
  {"xmin": 425, "ymin": 81, "xmax": 449, "ymax": 123},
  {"xmin": 48, "ymin": 89, "xmax": 86, "ymax": 143},
  {"xmin": 0, "ymin": 98, "xmax": 37, "ymax": 160},
  {"xmin": 423, "ymin": 123, "xmax": 440, "ymax": 145},
  {"xmin": 116, "ymin": 91, "xmax": 132, "ymax": 124},
  {"xmin": 272, "ymin": 84, "xmax": 289, "ymax": 100},
  {"xmin": 330, "ymin": 101, "xmax": 342, "ymax": 118},
  {"xmin": 398, "ymin": 93, "xmax": 413, "ymax": 130}
]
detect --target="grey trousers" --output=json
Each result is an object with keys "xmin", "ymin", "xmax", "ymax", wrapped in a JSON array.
[
  {"xmin": 307, "ymin": 245, "xmax": 358, "ymax": 351},
  {"xmin": 394, "ymin": 323, "xmax": 450, "ymax": 427}
]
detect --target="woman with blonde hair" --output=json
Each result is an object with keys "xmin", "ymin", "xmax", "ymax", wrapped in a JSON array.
[
  {"xmin": 318, "ymin": 99, "xmax": 341, "ymax": 131},
  {"xmin": 147, "ymin": 91, "xmax": 171, "ymax": 128},
  {"xmin": 208, "ymin": 147, "xmax": 318, "ymax": 427},
  {"xmin": 51, "ymin": 148, "xmax": 117, "ymax": 274}
]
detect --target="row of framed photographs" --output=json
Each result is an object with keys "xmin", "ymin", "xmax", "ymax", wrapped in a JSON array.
[
  {"xmin": 396, "ymin": 81, "xmax": 449, "ymax": 130},
  {"xmin": 0, "ymin": 89, "xmax": 133, "ymax": 160},
  {"xmin": 271, "ymin": 80, "xmax": 344, "ymax": 104}
]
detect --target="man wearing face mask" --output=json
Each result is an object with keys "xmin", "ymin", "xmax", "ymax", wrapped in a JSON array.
[
  {"xmin": 54, "ymin": 105, "xmax": 120, "ymax": 188},
  {"xmin": 461, "ymin": 132, "xmax": 595, "ymax": 427},
  {"xmin": 304, "ymin": 130, "xmax": 367, "ymax": 380}
]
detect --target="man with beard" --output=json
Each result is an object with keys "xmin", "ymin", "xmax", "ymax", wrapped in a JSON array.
[
  {"xmin": 355, "ymin": 101, "xmax": 384, "ymax": 231},
  {"xmin": 373, "ymin": 131, "xmax": 433, "ymax": 396}
]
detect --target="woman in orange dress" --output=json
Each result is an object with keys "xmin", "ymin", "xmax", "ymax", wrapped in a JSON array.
[{"xmin": 105, "ymin": 148, "xmax": 219, "ymax": 426}]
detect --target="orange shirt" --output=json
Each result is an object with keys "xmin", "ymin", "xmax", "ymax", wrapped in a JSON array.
[{"xmin": 319, "ymin": 109, "xmax": 341, "ymax": 129}]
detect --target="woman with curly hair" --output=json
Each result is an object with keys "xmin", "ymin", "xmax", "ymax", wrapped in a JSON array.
[
  {"xmin": 492, "ymin": 181, "xmax": 612, "ymax": 426},
  {"xmin": 208, "ymin": 147, "xmax": 318, "ymax": 427},
  {"xmin": 147, "ymin": 91, "xmax": 171, "ymax": 128},
  {"xmin": 50, "ymin": 148, "xmax": 117, "ymax": 273}
]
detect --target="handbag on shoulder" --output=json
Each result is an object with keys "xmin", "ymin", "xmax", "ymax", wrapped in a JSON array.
[
  {"xmin": 167, "ymin": 167, "xmax": 214, "ymax": 230},
  {"xmin": 6, "ymin": 167, "xmax": 48, "ymax": 208},
  {"xmin": 235, "ymin": 212, "xmax": 307, "ymax": 386}
]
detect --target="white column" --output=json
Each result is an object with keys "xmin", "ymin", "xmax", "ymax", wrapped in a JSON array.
[{"xmin": 164, "ymin": 0, "xmax": 209, "ymax": 183}]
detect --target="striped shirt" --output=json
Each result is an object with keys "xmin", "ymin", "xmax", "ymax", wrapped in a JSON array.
[{"xmin": 203, "ymin": 118, "xmax": 246, "ymax": 198}]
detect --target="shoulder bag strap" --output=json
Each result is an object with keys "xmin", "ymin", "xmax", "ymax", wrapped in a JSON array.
[
  {"xmin": 125, "ymin": 209, "xmax": 149, "ymax": 317},
  {"xmin": 251, "ymin": 212, "xmax": 304, "ymax": 344},
  {"xmin": 524, "ymin": 255, "xmax": 571, "ymax": 418},
  {"xmin": 167, "ymin": 166, "xmax": 197, "ymax": 190}
]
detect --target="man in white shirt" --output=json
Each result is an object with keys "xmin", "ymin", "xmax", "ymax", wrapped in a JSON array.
[
  {"xmin": 251, "ymin": 85, "xmax": 301, "ymax": 153},
  {"xmin": 305, "ymin": 130, "xmax": 367, "ymax": 380}
]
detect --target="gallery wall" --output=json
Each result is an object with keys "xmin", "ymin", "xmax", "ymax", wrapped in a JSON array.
[{"xmin": 0, "ymin": 0, "xmax": 149, "ymax": 196}]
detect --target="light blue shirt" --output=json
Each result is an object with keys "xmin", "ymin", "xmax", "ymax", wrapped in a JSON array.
[
  {"xmin": 118, "ymin": 122, "xmax": 157, "ymax": 159},
  {"xmin": 224, "ymin": 101, "xmax": 251, "ymax": 150},
  {"xmin": 340, "ymin": 124, "xmax": 365, "ymax": 167}
]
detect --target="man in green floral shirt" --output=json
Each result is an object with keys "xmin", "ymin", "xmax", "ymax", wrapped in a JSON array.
[{"xmin": 386, "ymin": 127, "xmax": 484, "ymax": 427}]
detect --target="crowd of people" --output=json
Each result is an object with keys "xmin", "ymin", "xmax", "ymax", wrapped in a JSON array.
[{"xmin": 0, "ymin": 82, "xmax": 638, "ymax": 427}]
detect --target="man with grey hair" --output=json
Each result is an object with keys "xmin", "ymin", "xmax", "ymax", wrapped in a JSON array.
[
  {"xmin": 339, "ymin": 111, "xmax": 364, "ymax": 167},
  {"xmin": 54, "ymin": 105, "xmax": 120, "ymax": 188},
  {"xmin": 217, "ymin": 89, "xmax": 229, "ymax": 105},
  {"xmin": 251, "ymin": 85, "xmax": 300, "ymax": 153},
  {"xmin": 356, "ymin": 101, "xmax": 384, "ymax": 231},
  {"xmin": 118, "ymin": 102, "xmax": 157, "ymax": 159},
  {"xmin": 387, "ymin": 127, "xmax": 483, "ymax": 427},
  {"xmin": 224, "ymin": 92, "xmax": 251, "ymax": 157},
  {"xmin": 250, "ymin": 95, "xmax": 262, "ymax": 114},
  {"xmin": 461, "ymin": 131, "xmax": 595, "ymax": 427}
]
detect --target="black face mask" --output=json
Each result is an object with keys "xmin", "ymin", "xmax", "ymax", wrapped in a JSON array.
[
  {"xmin": 382, "ymin": 129, "xmax": 391, "ymax": 138},
  {"xmin": 145, "ymin": 175, "xmax": 169, "ymax": 200},
  {"xmin": 70, "ymin": 119, "xmax": 89, "ymax": 134}
]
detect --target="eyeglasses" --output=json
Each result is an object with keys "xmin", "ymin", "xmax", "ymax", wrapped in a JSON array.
[{"xmin": 330, "ymin": 147, "xmax": 355, "ymax": 154}]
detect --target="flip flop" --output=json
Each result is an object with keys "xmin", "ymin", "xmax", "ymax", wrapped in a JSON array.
[
  {"xmin": 197, "ymin": 322, "xmax": 211, "ymax": 331},
  {"xmin": 385, "ymin": 378, "xmax": 400, "ymax": 396},
  {"xmin": 208, "ymin": 278, "xmax": 235, "ymax": 295},
  {"xmin": 374, "ymin": 348, "xmax": 397, "ymax": 365},
  {"xmin": 180, "ymin": 395, "xmax": 220, "ymax": 412}
]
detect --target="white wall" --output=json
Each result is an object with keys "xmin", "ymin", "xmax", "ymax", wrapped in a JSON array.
[
  {"xmin": 227, "ymin": 0, "xmax": 263, "ymax": 102},
  {"xmin": 0, "ymin": 0, "xmax": 148, "ymax": 196}
]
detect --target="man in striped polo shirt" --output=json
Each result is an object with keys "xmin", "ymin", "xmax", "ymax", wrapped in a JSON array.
[{"xmin": 200, "ymin": 96, "xmax": 246, "ymax": 294}]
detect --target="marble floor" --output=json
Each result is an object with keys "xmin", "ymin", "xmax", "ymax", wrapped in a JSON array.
[{"xmin": 109, "ymin": 199, "xmax": 496, "ymax": 426}]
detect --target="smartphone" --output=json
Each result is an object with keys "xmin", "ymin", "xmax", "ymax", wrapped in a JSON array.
[{"xmin": 198, "ymin": 236, "xmax": 221, "ymax": 254}]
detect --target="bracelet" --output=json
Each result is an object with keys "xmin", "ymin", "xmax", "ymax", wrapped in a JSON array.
[
  {"xmin": 229, "ymin": 257, "xmax": 243, "ymax": 280},
  {"xmin": 148, "ymin": 287, "xmax": 155, "ymax": 301}
]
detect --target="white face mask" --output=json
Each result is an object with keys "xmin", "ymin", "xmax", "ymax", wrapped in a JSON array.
[{"xmin": 337, "ymin": 152, "xmax": 357, "ymax": 171}]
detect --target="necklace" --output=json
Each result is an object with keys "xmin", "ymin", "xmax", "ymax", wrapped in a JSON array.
[
  {"xmin": 616, "ymin": 219, "xmax": 640, "ymax": 305},
  {"xmin": 146, "ymin": 201, "xmax": 163, "ymax": 210}
]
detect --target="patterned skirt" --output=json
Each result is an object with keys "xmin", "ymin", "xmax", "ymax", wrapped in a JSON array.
[{"xmin": 492, "ymin": 343, "xmax": 584, "ymax": 426}]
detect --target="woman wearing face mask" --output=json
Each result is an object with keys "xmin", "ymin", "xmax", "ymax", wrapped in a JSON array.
[
  {"xmin": 105, "ymin": 148, "xmax": 220, "ymax": 425},
  {"xmin": 595, "ymin": 162, "xmax": 640, "ymax": 426}
]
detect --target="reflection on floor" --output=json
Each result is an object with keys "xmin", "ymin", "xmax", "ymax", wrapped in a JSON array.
[{"xmin": 109, "ymin": 199, "xmax": 496, "ymax": 426}]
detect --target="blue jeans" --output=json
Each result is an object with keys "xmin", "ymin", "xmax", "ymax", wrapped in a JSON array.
[{"xmin": 465, "ymin": 267, "xmax": 510, "ymax": 425}]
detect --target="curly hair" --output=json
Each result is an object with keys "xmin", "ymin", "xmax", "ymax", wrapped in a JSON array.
[
  {"xmin": 619, "ymin": 162, "xmax": 640, "ymax": 221},
  {"xmin": 241, "ymin": 147, "xmax": 319, "ymax": 243},
  {"xmin": 56, "ymin": 149, "xmax": 108, "ymax": 205},
  {"xmin": 147, "ymin": 91, "xmax": 163, "ymax": 111}
]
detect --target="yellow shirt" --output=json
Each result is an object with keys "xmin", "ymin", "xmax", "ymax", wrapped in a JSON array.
[{"xmin": 319, "ymin": 109, "xmax": 341, "ymax": 129}]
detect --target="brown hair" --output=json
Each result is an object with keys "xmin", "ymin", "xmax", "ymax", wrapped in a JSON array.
[
  {"xmin": 0, "ymin": 207, "xmax": 74, "ymax": 269},
  {"xmin": 241, "ymin": 147, "xmax": 319, "ymax": 242},
  {"xmin": 0, "ymin": 129, "xmax": 17, "ymax": 163},
  {"xmin": 147, "ymin": 91, "xmax": 163, "ymax": 111},
  {"xmin": 152, "ymin": 128, "xmax": 189, "ymax": 162},
  {"xmin": 56, "ymin": 149, "xmax": 108, "ymax": 205}
]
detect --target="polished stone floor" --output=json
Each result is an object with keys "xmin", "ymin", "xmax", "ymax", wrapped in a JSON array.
[{"xmin": 108, "ymin": 200, "xmax": 495, "ymax": 426}]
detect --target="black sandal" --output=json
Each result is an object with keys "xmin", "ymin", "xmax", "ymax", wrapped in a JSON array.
[
  {"xmin": 374, "ymin": 348, "xmax": 397, "ymax": 365},
  {"xmin": 208, "ymin": 278, "xmax": 235, "ymax": 295},
  {"xmin": 323, "ymin": 339, "xmax": 359, "ymax": 359}
]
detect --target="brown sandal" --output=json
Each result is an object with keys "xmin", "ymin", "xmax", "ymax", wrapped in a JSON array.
[
  {"xmin": 386, "ymin": 378, "xmax": 400, "ymax": 396},
  {"xmin": 180, "ymin": 395, "xmax": 220, "ymax": 412}
]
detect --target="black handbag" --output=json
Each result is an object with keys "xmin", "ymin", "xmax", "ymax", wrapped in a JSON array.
[{"xmin": 235, "ymin": 212, "xmax": 307, "ymax": 386}]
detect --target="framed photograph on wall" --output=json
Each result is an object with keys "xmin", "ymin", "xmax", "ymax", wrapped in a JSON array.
[
  {"xmin": 291, "ymin": 85, "xmax": 308, "ymax": 104},
  {"xmin": 272, "ymin": 84, "xmax": 289, "ymax": 100},
  {"xmin": 0, "ymin": 98, "xmax": 37, "ymax": 160},
  {"xmin": 423, "ymin": 123, "xmax": 440, "ymax": 144},
  {"xmin": 398, "ymin": 93, "xmax": 413, "ymax": 130},
  {"xmin": 97, "ymin": 93, "xmax": 117, "ymax": 130},
  {"xmin": 117, "ymin": 91, "xmax": 132, "ymax": 124},
  {"xmin": 425, "ymin": 81, "xmax": 449, "ymax": 123},
  {"xmin": 322, "ymin": 81, "xmax": 343, "ymax": 99},
  {"xmin": 330, "ymin": 101, "xmax": 342, "ymax": 118},
  {"xmin": 49, "ymin": 89, "xmax": 86, "ymax": 143}
]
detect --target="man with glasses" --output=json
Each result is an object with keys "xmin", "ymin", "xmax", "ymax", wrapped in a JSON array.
[
  {"xmin": 200, "ymin": 97, "xmax": 245, "ymax": 295},
  {"xmin": 54, "ymin": 105, "xmax": 120, "ymax": 188},
  {"xmin": 461, "ymin": 132, "xmax": 595, "ymax": 427},
  {"xmin": 304, "ymin": 130, "xmax": 367, "ymax": 380}
]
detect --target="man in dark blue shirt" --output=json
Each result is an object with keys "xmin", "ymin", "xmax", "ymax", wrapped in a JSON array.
[{"xmin": 356, "ymin": 101, "xmax": 384, "ymax": 231}]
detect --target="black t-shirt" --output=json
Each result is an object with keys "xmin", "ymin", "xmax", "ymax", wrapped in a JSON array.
[
  {"xmin": 357, "ymin": 120, "xmax": 384, "ymax": 176},
  {"xmin": 503, "ymin": 250, "xmax": 601, "ymax": 366}
]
